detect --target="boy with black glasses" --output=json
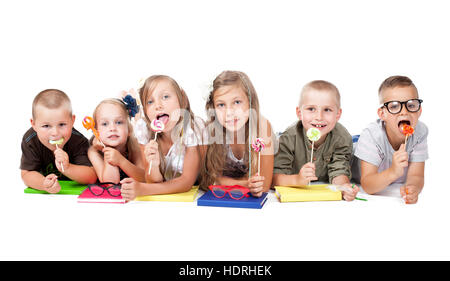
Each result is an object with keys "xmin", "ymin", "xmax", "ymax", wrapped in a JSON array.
[{"xmin": 353, "ymin": 76, "xmax": 428, "ymax": 203}]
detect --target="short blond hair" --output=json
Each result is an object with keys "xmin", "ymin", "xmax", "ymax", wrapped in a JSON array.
[
  {"xmin": 299, "ymin": 80, "xmax": 341, "ymax": 108},
  {"xmin": 32, "ymin": 89, "xmax": 72, "ymax": 119}
]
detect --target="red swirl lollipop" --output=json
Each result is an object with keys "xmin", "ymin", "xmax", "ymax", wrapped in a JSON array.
[{"xmin": 401, "ymin": 124, "xmax": 414, "ymax": 146}]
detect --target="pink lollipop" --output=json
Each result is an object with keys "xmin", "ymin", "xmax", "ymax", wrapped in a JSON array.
[
  {"xmin": 151, "ymin": 119, "xmax": 165, "ymax": 133},
  {"xmin": 148, "ymin": 119, "xmax": 165, "ymax": 175},
  {"xmin": 252, "ymin": 138, "xmax": 266, "ymax": 152},
  {"xmin": 252, "ymin": 138, "xmax": 265, "ymax": 175}
]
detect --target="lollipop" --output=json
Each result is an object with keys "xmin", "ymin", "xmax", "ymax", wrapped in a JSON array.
[
  {"xmin": 401, "ymin": 124, "xmax": 414, "ymax": 146},
  {"xmin": 306, "ymin": 128, "xmax": 321, "ymax": 163},
  {"xmin": 49, "ymin": 138, "xmax": 65, "ymax": 172},
  {"xmin": 252, "ymin": 138, "xmax": 265, "ymax": 175},
  {"xmin": 82, "ymin": 116, "xmax": 105, "ymax": 148},
  {"xmin": 148, "ymin": 119, "xmax": 165, "ymax": 175}
]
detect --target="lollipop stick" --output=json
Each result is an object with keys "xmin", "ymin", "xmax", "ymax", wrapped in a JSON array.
[
  {"xmin": 258, "ymin": 152, "xmax": 261, "ymax": 176},
  {"xmin": 55, "ymin": 144, "xmax": 64, "ymax": 173},
  {"xmin": 147, "ymin": 132, "xmax": 158, "ymax": 175},
  {"xmin": 405, "ymin": 135, "xmax": 408, "ymax": 147},
  {"xmin": 308, "ymin": 141, "xmax": 314, "ymax": 186}
]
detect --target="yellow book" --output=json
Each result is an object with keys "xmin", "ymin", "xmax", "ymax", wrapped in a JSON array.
[
  {"xmin": 135, "ymin": 186, "xmax": 199, "ymax": 202},
  {"xmin": 274, "ymin": 185, "xmax": 342, "ymax": 202}
]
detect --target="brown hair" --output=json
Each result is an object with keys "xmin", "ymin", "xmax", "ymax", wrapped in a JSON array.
[
  {"xmin": 378, "ymin": 75, "xmax": 418, "ymax": 103},
  {"xmin": 32, "ymin": 89, "xmax": 72, "ymax": 119},
  {"xmin": 200, "ymin": 70, "xmax": 261, "ymax": 190},
  {"xmin": 299, "ymin": 80, "xmax": 341, "ymax": 108}
]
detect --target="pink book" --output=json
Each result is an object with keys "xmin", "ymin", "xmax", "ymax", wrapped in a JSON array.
[{"xmin": 77, "ymin": 186, "xmax": 126, "ymax": 204}]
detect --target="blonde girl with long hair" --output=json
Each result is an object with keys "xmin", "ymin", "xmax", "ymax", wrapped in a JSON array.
[{"xmin": 120, "ymin": 75, "xmax": 204, "ymax": 200}]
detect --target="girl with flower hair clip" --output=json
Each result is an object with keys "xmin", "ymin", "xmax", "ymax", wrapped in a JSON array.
[
  {"xmin": 87, "ymin": 96, "xmax": 145, "ymax": 184},
  {"xmin": 119, "ymin": 75, "xmax": 205, "ymax": 201},
  {"xmin": 200, "ymin": 70, "xmax": 276, "ymax": 197}
]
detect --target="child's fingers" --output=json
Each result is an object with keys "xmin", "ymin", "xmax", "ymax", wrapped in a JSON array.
[{"xmin": 120, "ymin": 177, "xmax": 134, "ymax": 185}]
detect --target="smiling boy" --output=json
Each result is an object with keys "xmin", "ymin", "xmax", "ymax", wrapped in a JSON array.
[
  {"xmin": 20, "ymin": 89, "xmax": 97, "ymax": 193},
  {"xmin": 354, "ymin": 76, "xmax": 428, "ymax": 203},
  {"xmin": 273, "ymin": 80, "xmax": 358, "ymax": 201}
]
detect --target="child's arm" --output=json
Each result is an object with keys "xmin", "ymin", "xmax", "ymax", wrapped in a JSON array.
[
  {"xmin": 88, "ymin": 146, "xmax": 119, "ymax": 183},
  {"xmin": 21, "ymin": 170, "xmax": 61, "ymax": 193},
  {"xmin": 143, "ymin": 141, "xmax": 164, "ymax": 183},
  {"xmin": 331, "ymin": 174, "xmax": 359, "ymax": 201},
  {"xmin": 103, "ymin": 147, "xmax": 145, "ymax": 182},
  {"xmin": 360, "ymin": 143, "xmax": 408, "ymax": 194},
  {"xmin": 120, "ymin": 146, "xmax": 201, "ymax": 200},
  {"xmin": 54, "ymin": 147, "xmax": 97, "ymax": 184},
  {"xmin": 400, "ymin": 162, "xmax": 425, "ymax": 204},
  {"xmin": 273, "ymin": 162, "xmax": 317, "ymax": 186}
]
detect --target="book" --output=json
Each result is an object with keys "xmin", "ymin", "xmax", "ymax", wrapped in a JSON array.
[
  {"xmin": 197, "ymin": 191, "xmax": 268, "ymax": 209},
  {"xmin": 274, "ymin": 185, "xmax": 342, "ymax": 202},
  {"xmin": 77, "ymin": 187, "xmax": 126, "ymax": 204},
  {"xmin": 135, "ymin": 186, "xmax": 199, "ymax": 202},
  {"xmin": 24, "ymin": 180, "xmax": 87, "ymax": 195}
]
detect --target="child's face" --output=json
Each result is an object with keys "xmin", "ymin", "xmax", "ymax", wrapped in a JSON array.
[
  {"xmin": 213, "ymin": 85, "xmax": 250, "ymax": 133},
  {"xmin": 378, "ymin": 86, "xmax": 422, "ymax": 142},
  {"xmin": 145, "ymin": 79, "xmax": 181, "ymax": 133},
  {"xmin": 296, "ymin": 89, "xmax": 342, "ymax": 142},
  {"xmin": 96, "ymin": 103, "xmax": 129, "ymax": 148},
  {"xmin": 31, "ymin": 105, "xmax": 75, "ymax": 151}
]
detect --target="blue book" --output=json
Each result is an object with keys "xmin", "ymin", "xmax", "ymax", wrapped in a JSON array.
[{"xmin": 197, "ymin": 191, "xmax": 268, "ymax": 209}]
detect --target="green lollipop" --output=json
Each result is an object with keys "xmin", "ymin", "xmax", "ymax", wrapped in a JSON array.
[
  {"xmin": 306, "ymin": 128, "xmax": 321, "ymax": 142},
  {"xmin": 49, "ymin": 138, "xmax": 64, "ymax": 172}
]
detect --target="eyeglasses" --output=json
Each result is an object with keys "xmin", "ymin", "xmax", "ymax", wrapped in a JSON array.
[
  {"xmin": 208, "ymin": 185, "xmax": 250, "ymax": 200},
  {"xmin": 88, "ymin": 182, "xmax": 122, "ymax": 197},
  {"xmin": 381, "ymin": 99, "xmax": 423, "ymax": 114}
]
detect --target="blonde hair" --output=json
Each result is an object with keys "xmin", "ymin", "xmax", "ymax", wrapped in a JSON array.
[
  {"xmin": 32, "ymin": 89, "xmax": 72, "ymax": 119},
  {"xmin": 200, "ymin": 70, "xmax": 261, "ymax": 190},
  {"xmin": 299, "ymin": 80, "xmax": 341, "ymax": 108},
  {"xmin": 92, "ymin": 98, "xmax": 140, "ymax": 163},
  {"xmin": 378, "ymin": 75, "xmax": 418, "ymax": 104},
  {"xmin": 139, "ymin": 75, "xmax": 202, "ymax": 179}
]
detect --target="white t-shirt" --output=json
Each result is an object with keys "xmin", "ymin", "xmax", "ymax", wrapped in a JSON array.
[
  {"xmin": 353, "ymin": 119, "xmax": 428, "ymax": 196},
  {"xmin": 133, "ymin": 116, "xmax": 205, "ymax": 180}
]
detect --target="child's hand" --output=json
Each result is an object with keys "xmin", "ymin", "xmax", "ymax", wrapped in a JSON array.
[
  {"xmin": 144, "ymin": 140, "xmax": 160, "ymax": 167},
  {"xmin": 247, "ymin": 174, "xmax": 265, "ymax": 197},
  {"xmin": 43, "ymin": 174, "xmax": 61, "ymax": 194},
  {"xmin": 298, "ymin": 162, "xmax": 318, "ymax": 183},
  {"xmin": 391, "ymin": 143, "xmax": 408, "ymax": 179},
  {"xmin": 102, "ymin": 147, "xmax": 124, "ymax": 167},
  {"xmin": 54, "ymin": 147, "xmax": 69, "ymax": 173},
  {"xmin": 92, "ymin": 137, "xmax": 104, "ymax": 151},
  {"xmin": 341, "ymin": 183, "xmax": 359, "ymax": 201},
  {"xmin": 400, "ymin": 184, "xmax": 419, "ymax": 204},
  {"xmin": 120, "ymin": 177, "xmax": 140, "ymax": 201}
]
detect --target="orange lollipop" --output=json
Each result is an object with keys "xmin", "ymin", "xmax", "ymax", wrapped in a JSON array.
[
  {"xmin": 401, "ymin": 124, "xmax": 414, "ymax": 146},
  {"xmin": 82, "ymin": 116, "xmax": 105, "ymax": 148}
]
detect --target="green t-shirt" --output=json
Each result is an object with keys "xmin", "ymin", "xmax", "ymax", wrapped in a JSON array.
[{"xmin": 273, "ymin": 121, "xmax": 352, "ymax": 183}]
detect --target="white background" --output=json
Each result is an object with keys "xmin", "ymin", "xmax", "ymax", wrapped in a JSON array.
[{"xmin": 0, "ymin": 0, "xmax": 449, "ymax": 260}]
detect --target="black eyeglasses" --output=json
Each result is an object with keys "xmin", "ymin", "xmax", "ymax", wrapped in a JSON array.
[
  {"xmin": 381, "ymin": 99, "xmax": 423, "ymax": 114},
  {"xmin": 88, "ymin": 182, "xmax": 122, "ymax": 197}
]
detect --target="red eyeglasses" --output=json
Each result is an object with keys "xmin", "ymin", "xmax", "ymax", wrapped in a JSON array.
[{"xmin": 208, "ymin": 185, "xmax": 250, "ymax": 200}]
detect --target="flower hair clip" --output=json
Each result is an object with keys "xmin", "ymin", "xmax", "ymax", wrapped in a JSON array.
[{"xmin": 122, "ymin": 94, "xmax": 139, "ymax": 118}]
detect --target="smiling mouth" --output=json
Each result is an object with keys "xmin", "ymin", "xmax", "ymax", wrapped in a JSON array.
[{"xmin": 312, "ymin": 124, "xmax": 326, "ymax": 128}]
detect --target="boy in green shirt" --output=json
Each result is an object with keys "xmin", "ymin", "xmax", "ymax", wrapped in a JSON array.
[{"xmin": 273, "ymin": 80, "xmax": 359, "ymax": 201}]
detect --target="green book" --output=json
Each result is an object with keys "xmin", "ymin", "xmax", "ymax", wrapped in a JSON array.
[{"xmin": 24, "ymin": 180, "xmax": 87, "ymax": 195}]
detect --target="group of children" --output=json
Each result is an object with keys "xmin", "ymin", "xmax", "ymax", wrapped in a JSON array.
[{"xmin": 20, "ymin": 71, "xmax": 428, "ymax": 204}]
